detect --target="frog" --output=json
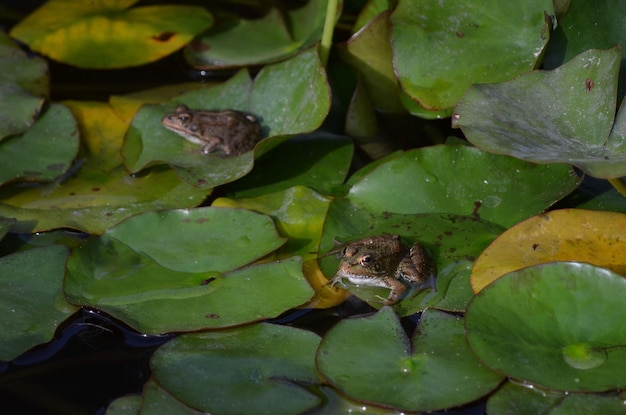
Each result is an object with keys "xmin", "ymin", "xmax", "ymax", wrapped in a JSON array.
[
  {"xmin": 328, "ymin": 234, "xmax": 435, "ymax": 305},
  {"xmin": 161, "ymin": 104, "xmax": 261, "ymax": 156}
]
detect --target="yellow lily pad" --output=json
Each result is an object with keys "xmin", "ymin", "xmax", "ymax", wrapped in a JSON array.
[
  {"xmin": 10, "ymin": 0, "xmax": 213, "ymax": 69},
  {"xmin": 471, "ymin": 209, "xmax": 626, "ymax": 292}
]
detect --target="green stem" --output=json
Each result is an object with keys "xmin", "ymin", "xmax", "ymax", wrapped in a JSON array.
[
  {"xmin": 319, "ymin": 0, "xmax": 339, "ymax": 67},
  {"xmin": 609, "ymin": 178, "xmax": 626, "ymax": 198}
]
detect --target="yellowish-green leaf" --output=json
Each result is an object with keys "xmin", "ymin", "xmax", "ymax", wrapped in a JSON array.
[
  {"xmin": 0, "ymin": 101, "xmax": 208, "ymax": 233},
  {"xmin": 10, "ymin": 0, "xmax": 213, "ymax": 69},
  {"xmin": 471, "ymin": 209, "xmax": 626, "ymax": 292}
]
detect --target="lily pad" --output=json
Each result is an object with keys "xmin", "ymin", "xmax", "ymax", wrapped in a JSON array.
[
  {"xmin": 186, "ymin": 0, "xmax": 328, "ymax": 69},
  {"xmin": 466, "ymin": 262, "xmax": 626, "ymax": 392},
  {"xmin": 135, "ymin": 379, "xmax": 204, "ymax": 415},
  {"xmin": 337, "ymin": 145, "xmax": 579, "ymax": 229},
  {"xmin": 224, "ymin": 133, "xmax": 353, "ymax": 198},
  {"xmin": 453, "ymin": 48, "xmax": 626, "ymax": 179},
  {"xmin": 0, "ymin": 101, "xmax": 208, "ymax": 234},
  {"xmin": 0, "ymin": 245, "xmax": 77, "ymax": 362},
  {"xmin": 151, "ymin": 323, "xmax": 321, "ymax": 415},
  {"xmin": 551, "ymin": 393, "xmax": 626, "ymax": 415},
  {"xmin": 123, "ymin": 48, "xmax": 331, "ymax": 189},
  {"xmin": 471, "ymin": 209, "xmax": 626, "ymax": 292},
  {"xmin": 544, "ymin": 0, "xmax": 626, "ymax": 102},
  {"xmin": 391, "ymin": 0, "xmax": 553, "ymax": 110},
  {"xmin": 10, "ymin": 0, "xmax": 213, "ymax": 69},
  {"xmin": 0, "ymin": 33, "xmax": 48, "ymax": 140},
  {"xmin": 64, "ymin": 207, "xmax": 314, "ymax": 333},
  {"xmin": 0, "ymin": 103, "xmax": 79, "ymax": 185},
  {"xmin": 316, "ymin": 307, "xmax": 502, "ymax": 412},
  {"xmin": 486, "ymin": 381, "xmax": 564, "ymax": 415},
  {"xmin": 106, "ymin": 207, "xmax": 285, "ymax": 273},
  {"xmin": 213, "ymin": 186, "xmax": 330, "ymax": 259}
]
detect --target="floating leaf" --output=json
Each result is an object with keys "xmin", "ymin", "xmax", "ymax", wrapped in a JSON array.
[
  {"xmin": 466, "ymin": 262, "xmax": 626, "ymax": 392},
  {"xmin": 471, "ymin": 209, "xmax": 626, "ymax": 292},
  {"xmin": 151, "ymin": 323, "xmax": 321, "ymax": 415},
  {"xmin": 136, "ymin": 379, "xmax": 204, "ymax": 415},
  {"xmin": 551, "ymin": 393, "xmax": 626, "ymax": 415},
  {"xmin": 0, "ymin": 101, "xmax": 208, "ymax": 234},
  {"xmin": 392, "ymin": 0, "xmax": 553, "ymax": 110},
  {"xmin": 65, "ymin": 207, "xmax": 313, "ymax": 333},
  {"xmin": 0, "ymin": 33, "xmax": 48, "ymax": 140},
  {"xmin": 10, "ymin": 0, "xmax": 213, "ymax": 69},
  {"xmin": 213, "ymin": 186, "xmax": 330, "ymax": 259},
  {"xmin": 317, "ymin": 307, "xmax": 502, "ymax": 412},
  {"xmin": 336, "ymin": 145, "xmax": 579, "ymax": 229},
  {"xmin": 453, "ymin": 48, "xmax": 626, "ymax": 178},
  {"xmin": 106, "ymin": 207, "xmax": 286, "ymax": 273},
  {"xmin": 0, "ymin": 245, "xmax": 77, "ymax": 361},
  {"xmin": 224, "ymin": 133, "xmax": 353, "ymax": 198},
  {"xmin": 544, "ymin": 0, "xmax": 626, "ymax": 102},
  {"xmin": 486, "ymin": 381, "xmax": 564, "ymax": 415},
  {"xmin": 0, "ymin": 103, "xmax": 79, "ymax": 185},
  {"xmin": 123, "ymin": 48, "xmax": 331, "ymax": 189},
  {"xmin": 186, "ymin": 0, "xmax": 328, "ymax": 69}
]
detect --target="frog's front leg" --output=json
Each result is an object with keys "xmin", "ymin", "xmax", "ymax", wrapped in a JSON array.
[
  {"xmin": 378, "ymin": 277, "xmax": 408, "ymax": 305},
  {"xmin": 200, "ymin": 136, "xmax": 224, "ymax": 154}
]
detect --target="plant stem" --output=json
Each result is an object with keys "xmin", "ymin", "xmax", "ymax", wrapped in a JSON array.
[
  {"xmin": 608, "ymin": 178, "xmax": 626, "ymax": 198},
  {"xmin": 319, "ymin": 0, "xmax": 339, "ymax": 67}
]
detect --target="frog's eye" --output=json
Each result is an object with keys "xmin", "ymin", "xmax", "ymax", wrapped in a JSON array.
[
  {"xmin": 178, "ymin": 114, "xmax": 190, "ymax": 122},
  {"xmin": 359, "ymin": 255, "xmax": 371, "ymax": 266}
]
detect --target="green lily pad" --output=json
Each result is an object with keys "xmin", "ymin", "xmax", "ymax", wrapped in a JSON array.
[
  {"xmin": 453, "ymin": 48, "xmax": 626, "ymax": 179},
  {"xmin": 64, "ymin": 207, "xmax": 314, "ymax": 333},
  {"xmin": 151, "ymin": 323, "xmax": 321, "ymax": 415},
  {"xmin": 0, "ymin": 33, "xmax": 48, "ymax": 141},
  {"xmin": 214, "ymin": 186, "xmax": 331, "ymax": 259},
  {"xmin": 123, "ymin": 48, "xmax": 331, "ymax": 189},
  {"xmin": 466, "ymin": 262, "xmax": 626, "ymax": 392},
  {"xmin": 544, "ymin": 0, "xmax": 626, "ymax": 102},
  {"xmin": 486, "ymin": 381, "xmax": 564, "ymax": 415},
  {"xmin": 0, "ymin": 245, "xmax": 77, "ymax": 361},
  {"xmin": 0, "ymin": 103, "xmax": 79, "ymax": 185},
  {"xmin": 105, "ymin": 395, "xmax": 142, "ymax": 415},
  {"xmin": 224, "ymin": 133, "xmax": 353, "ymax": 198},
  {"xmin": 551, "ymin": 393, "xmax": 626, "ymax": 415},
  {"xmin": 136, "ymin": 379, "xmax": 204, "ymax": 415},
  {"xmin": 106, "ymin": 207, "xmax": 285, "ymax": 273},
  {"xmin": 10, "ymin": 0, "xmax": 213, "ymax": 69},
  {"xmin": 316, "ymin": 307, "xmax": 502, "ymax": 412},
  {"xmin": 391, "ymin": 0, "xmax": 553, "ymax": 110},
  {"xmin": 0, "ymin": 101, "xmax": 208, "ymax": 234},
  {"xmin": 186, "ymin": 0, "xmax": 328, "ymax": 69},
  {"xmin": 339, "ymin": 145, "xmax": 579, "ymax": 229}
]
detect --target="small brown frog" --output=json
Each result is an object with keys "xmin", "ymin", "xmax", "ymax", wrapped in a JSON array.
[
  {"xmin": 328, "ymin": 234, "xmax": 435, "ymax": 305},
  {"xmin": 161, "ymin": 104, "xmax": 261, "ymax": 156}
]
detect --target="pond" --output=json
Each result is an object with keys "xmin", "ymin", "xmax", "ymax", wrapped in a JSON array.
[{"xmin": 2, "ymin": 1, "xmax": 626, "ymax": 414}]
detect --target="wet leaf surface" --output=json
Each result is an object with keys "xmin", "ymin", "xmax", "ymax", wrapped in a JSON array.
[
  {"xmin": 151, "ymin": 323, "xmax": 321, "ymax": 415},
  {"xmin": 454, "ymin": 48, "xmax": 626, "ymax": 178},
  {"xmin": 317, "ymin": 307, "xmax": 502, "ymax": 412},
  {"xmin": 0, "ymin": 245, "xmax": 77, "ymax": 361},
  {"xmin": 64, "ymin": 207, "xmax": 313, "ymax": 333},
  {"xmin": 466, "ymin": 262, "xmax": 626, "ymax": 392},
  {"xmin": 471, "ymin": 209, "xmax": 626, "ymax": 292}
]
